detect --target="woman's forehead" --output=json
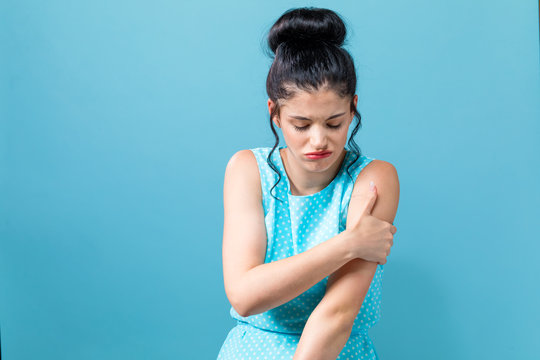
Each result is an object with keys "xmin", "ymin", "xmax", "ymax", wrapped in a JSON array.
[{"xmin": 281, "ymin": 90, "xmax": 349, "ymax": 113}]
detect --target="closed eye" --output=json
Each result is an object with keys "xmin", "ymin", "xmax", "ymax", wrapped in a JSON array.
[{"xmin": 293, "ymin": 123, "xmax": 343, "ymax": 132}]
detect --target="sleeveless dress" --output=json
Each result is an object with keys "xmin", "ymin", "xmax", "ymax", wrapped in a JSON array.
[{"xmin": 217, "ymin": 146, "xmax": 383, "ymax": 360}]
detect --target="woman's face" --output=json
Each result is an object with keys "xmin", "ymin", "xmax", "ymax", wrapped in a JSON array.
[{"xmin": 268, "ymin": 87, "xmax": 357, "ymax": 173}]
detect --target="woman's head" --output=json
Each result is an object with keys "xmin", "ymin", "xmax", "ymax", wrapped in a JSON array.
[
  {"xmin": 264, "ymin": 7, "xmax": 364, "ymax": 201},
  {"xmin": 269, "ymin": 87, "xmax": 357, "ymax": 174}
]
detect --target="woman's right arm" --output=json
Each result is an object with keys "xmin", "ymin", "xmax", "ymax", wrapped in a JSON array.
[{"xmin": 222, "ymin": 150, "xmax": 357, "ymax": 317}]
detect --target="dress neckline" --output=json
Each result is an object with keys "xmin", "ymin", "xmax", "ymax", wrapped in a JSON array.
[{"xmin": 275, "ymin": 146, "xmax": 350, "ymax": 199}]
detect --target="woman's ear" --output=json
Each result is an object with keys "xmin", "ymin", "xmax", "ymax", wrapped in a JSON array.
[
  {"xmin": 268, "ymin": 98, "xmax": 281, "ymax": 128},
  {"xmin": 352, "ymin": 95, "xmax": 358, "ymax": 113},
  {"xmin": 267, "ymin": 98, "xmax": 273, "ymax": 115},
  {"xmin": 349, "ymin": 95, "xmax": 358, "ymax": 124}
]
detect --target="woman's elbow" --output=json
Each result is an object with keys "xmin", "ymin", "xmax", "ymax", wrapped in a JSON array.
[{"xmin": 226, "ymin": 283, "xmax": 252, "ymax": 317}]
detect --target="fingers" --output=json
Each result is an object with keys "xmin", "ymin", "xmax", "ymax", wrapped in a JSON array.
[
  {"xmin": 381, "ymin": 242, "xmax": 392, "ymax": 264},
  {"xmin": 353, "ymin": 183, "xmax": 378, "ymax": 218},
  {"xmin": 366, "ymin": 183, "xmax": 377, "ymax": 213}
]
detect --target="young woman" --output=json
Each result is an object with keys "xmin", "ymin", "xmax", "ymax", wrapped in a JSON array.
[{"xmin": 218, "ymin": 7, "xmax": 400, "ymax": 360}]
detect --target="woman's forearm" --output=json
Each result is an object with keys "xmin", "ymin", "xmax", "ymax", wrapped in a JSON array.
[
  {"xmin": 293, "ymin": 309, "xmax": 353, "ymax": 360},
  {"xmin": 236, "ymin": 230, "xmax": 355, "ymax": 317}
]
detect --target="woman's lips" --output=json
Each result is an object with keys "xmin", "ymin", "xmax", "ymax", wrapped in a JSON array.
[{"xmin": 305, "ymin": 152, "xmax": 332, "ymax": 159}]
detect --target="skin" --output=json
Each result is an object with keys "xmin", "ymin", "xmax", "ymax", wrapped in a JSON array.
[
  {"xmin": 221, "ymin": 86, "xmax": 400, "ymax": 359},
  {"xmin": 269, "ymin": 88, "xmax": 400, "ymax": 359},
  {"xmin": 269, "ymin": 87, "xmax": 355, "ymax": 196}
]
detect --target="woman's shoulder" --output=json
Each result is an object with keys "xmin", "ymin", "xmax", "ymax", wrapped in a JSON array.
[
  {"xmin": 356, "ymin": 157, "xmax": 396, "ymax": 172},
  {"xmin": 248, "ymin": 146, "xmax": 274, "ymax": 158},
  {"xmin": 224, "ymin": 149, "xmax": 262, "ymax": 198},
  {"xmin": 350, "ymin": 157, "xmax": 400, "ymax": 205},
  {"xmin": 225, "ymin": 149, "xmax": 260, "ymax": 175},
  {"xmin": 226, "ymin": 147, "xmax": 272, "ymax": 169},
  {"xmin": 228, "ymin": 147, "xmax": 279, "ymax": 175}
]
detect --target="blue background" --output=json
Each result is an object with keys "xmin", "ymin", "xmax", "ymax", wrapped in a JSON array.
[{"xmin": 1, "ymin": 1, "xmax": 539, "ymax": 359}]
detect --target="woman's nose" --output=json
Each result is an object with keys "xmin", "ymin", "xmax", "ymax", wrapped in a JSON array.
[{"xmin": 309, "ymin": 127, "xmax": 328, "ymax": 148}]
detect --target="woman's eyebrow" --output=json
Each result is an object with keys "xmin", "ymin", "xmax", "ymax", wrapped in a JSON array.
[{"xmin": 288, "ymin": 112, "xmax": 346, "ymax": 121}]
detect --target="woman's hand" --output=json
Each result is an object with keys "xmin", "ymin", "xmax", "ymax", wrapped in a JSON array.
[{"xmin": 344, "ymin": 181, "xmax": 397, "ymax": 264}]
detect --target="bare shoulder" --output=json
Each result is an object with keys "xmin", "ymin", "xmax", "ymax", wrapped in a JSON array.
[
  {"xmin": 354, "ymin": 159, "xmax": 399, "ymax": 194},
  {"xmin": 225, "ymin": 149, "xmax": 258, "ymax": 173},
  {"xmin": 348, "ymin": 159, "xmax": 400, "ymax": 225},
  {"xmin": 224, "ymin": 149, "xmax": 262, "ymax": 199}
]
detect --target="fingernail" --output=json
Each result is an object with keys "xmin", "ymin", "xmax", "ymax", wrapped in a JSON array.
[{"xmin": 369, "ymin": 181, "xmax": 375, "ymax": 192}]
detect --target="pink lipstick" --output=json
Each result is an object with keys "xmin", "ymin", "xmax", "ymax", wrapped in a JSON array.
[{"xmin": 305, "ymin": 151, "xmax": 332, "ymax": 160}]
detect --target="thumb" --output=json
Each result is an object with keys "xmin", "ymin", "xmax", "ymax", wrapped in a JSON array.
[{"xmin": 357, "ymin": 181, "xmax": 378, "ymax": 217}]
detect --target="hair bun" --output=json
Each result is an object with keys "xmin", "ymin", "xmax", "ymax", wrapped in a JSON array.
[{"xmin": 268, "ymin": 7, "xmax": 347, "ymax": 54}]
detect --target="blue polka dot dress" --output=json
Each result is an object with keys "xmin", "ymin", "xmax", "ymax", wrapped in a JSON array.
[{"xmin": 217, "ymin": 146, "xmax": 383, "ymax": 360}]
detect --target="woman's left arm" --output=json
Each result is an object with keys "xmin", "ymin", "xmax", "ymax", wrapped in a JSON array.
[{"xmin": 293, "ymin": 160, "xmax": 400, "ymax": 360}]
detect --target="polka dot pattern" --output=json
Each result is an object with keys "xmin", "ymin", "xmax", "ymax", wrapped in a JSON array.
[
  {"xmin": 218, "ymin": 323, "xmax": 378, "ymax": 360},
  {"xmin": 218, "ymin": 146, "xmax": 383, "ymax": 359}
]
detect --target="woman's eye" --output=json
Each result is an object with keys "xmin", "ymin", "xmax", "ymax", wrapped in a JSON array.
[
  {"xmin": 293, "ymin": 123, "xmax": 343, "ymax": 132},
  {"xmin": 293, "ymin": 125, "xmax": 309, "ymax": 132}
]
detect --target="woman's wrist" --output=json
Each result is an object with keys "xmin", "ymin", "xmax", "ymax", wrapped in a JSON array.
[{"xmin": 338, "ymin": 229, "xmax": 361, "ymax": 261}]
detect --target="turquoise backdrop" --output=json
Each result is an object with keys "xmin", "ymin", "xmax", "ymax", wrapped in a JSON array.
[{"xmin": 1, "ymin": 1, "xmax": 539, "ymax": 359}]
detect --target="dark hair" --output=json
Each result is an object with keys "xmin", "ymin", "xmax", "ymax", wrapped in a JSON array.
[{"xmin": 264, "ymin": 7, "xmax": 364, "ymax": 202}]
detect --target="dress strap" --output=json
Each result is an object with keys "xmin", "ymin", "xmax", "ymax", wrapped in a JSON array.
[{"xmin": 249, "ymin": 147, "xmax": 286, "ymax": 216}]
